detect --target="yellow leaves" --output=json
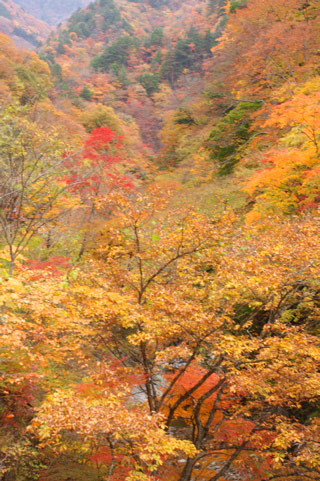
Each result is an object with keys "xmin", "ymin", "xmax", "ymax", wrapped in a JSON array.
[
  {"xmin": 0, "ymin": 275, "xmax": 25, "ymax": 294},
  {"xmin": 32, "ymin": 367, "xmax": 196, "ymax": 480},
  {"xmin": 155, "ymin": 344, "xmax": 193, "ymax": 366},
  {"xmin": 38, "ymin": 424, "xmax": 51, "ymax": 442},
  {"xmin": 2, "ymin": 186, "xmax": 319, "ymax": 480},
  {"xmin": 244, "ymin": 79, "xmax": 320, "ymax": 219},
  {"xmin": 128, "ymin": 331, "xmax": 153, "ymax": 345}
]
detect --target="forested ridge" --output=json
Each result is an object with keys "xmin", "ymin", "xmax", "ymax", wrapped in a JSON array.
[
  {"xmin": 0, "ymin": 0, "xmax": 50, "ymax": 49},
  {"xmin": 13, "ymin": 0, "xmax": 91, "ymax": 25},
  {"xmin": 0, "ymin": 1, "xmax": 320, "ymax": 481}
]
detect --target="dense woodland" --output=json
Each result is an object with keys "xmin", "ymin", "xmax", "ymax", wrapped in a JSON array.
[
  {"xmin": 0, "ymin": 0, "xmax": 320, "ymax": 480},
  {"xmin": 0, "ymin": 0, "xmax": 49, "ymax": 49}
]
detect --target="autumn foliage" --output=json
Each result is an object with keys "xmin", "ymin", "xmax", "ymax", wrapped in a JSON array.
[{"xmin": 0, "ymin": 1, "xmax": 320, "ymax": 481}]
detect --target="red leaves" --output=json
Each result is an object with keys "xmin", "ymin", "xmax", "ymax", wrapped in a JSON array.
[
  {"xmin": 22, "ymin": 256, "xmax": 71, "ymax": 278},
  {"xmin": 305, "ymin": 168, "xmax": 320, "ymax": 178},
  {"xmin": 62, "ymin": 127, "xmax": 132, "ymax": 194},
  {"xmin": 0, "ymin": 380, "xmax": 36, "ymax": 429},
  {"xmin": 90, "ymin": 447, "xmax": 113, "ymax": 465},
  {"xmin": 82, "ymin": 127, "xmax": 123, "ymax": 164},
  {"xmin": 215, "ymin": 419, "xmax": 256, "ymax": 444},
  {"xmin": 166, "ymin": 365, "xmax": 221, "ymax": 400}
]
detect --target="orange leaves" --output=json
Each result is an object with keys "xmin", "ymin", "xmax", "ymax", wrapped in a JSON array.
[
  {"xmin": 32, "ymin": 364, "xmax": 196, "ymax": 481},
  {"xmin": 244, "ymin": 149, "xmax": 315, "ymax": 212},
  {"xmin": 219, "ymin": 213, "xmax": 320, "ymax": 302},
  {"xmin": 215, "ymin": 0, "xmax": 320, "ymax": 99},
  {"xmin": 1, "ymin": 190, "xmax": 320, "ymax": 481},
  {"xmin": 3, "ymin": 1, "xmax": 320, "ymax": 481},
  {"xmin": 244, "ymin": 86, "xmax": 320, "ymax": 218},
  {"xmin": 264, "ymin": 90, "xmax": 320, "ymax": 151},
  {"xmin": 164, "ymin": 365, "xmax": 222, "ymax": 423}
]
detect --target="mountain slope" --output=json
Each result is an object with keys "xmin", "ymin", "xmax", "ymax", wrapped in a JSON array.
[
  {"xmin": 43, "ymin": 0, "xmax": 225, "ymax": 149},
  {"xmin": 0, "ymin": 0, "xmax": 50, "ymax": 48},
  {"xmin": 14, "ymin": 0, "xmax": 91, "ymax": 24},
  {"xmin": 1, "ymin": 2, "xmax": 320, "ymax": 481},
  {"xmin": 46, "ymin": 0, "xmax": 320, "ymax": 220}
]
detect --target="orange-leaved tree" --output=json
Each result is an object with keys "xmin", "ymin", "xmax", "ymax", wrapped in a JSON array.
[{"xmin": 29, "ymin": 189, "xmax": 320, "ymax": 481}]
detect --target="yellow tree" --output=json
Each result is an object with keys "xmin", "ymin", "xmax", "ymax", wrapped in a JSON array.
[
  {"xmin": 30, "ymin": 189, "xmax": 320, "ymax": 481},
  {"xmin": 0, "ymin": 104, "xmax": 79, "ymax": 274},
  {"xmin": 33, "ymin": 366, "xmax": 196, "ymax": 481}
]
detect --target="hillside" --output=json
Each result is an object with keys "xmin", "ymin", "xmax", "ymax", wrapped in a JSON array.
[
  {"xmin": 43, "ymin": 0, "xmax": 225, "ymax": 149},
  {"xmin": 14, "ymin": 0, "xmax": 91, "ymax": 25},
  {"xmin": 158, "ymin": 0, "xmax": 320, "ymax": 218},
  {"xmin": 0, "ymin": 1, "xmax": 320, "ymax": 481},
  {"xmin": 0, "ymin": 0, "xmax": 50, "ymax": 48}
]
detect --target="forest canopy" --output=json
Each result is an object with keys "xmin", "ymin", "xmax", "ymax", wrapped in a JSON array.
[{"xmin": 0, "ymin": 1, "xmax": 320, "ymax": 481}]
